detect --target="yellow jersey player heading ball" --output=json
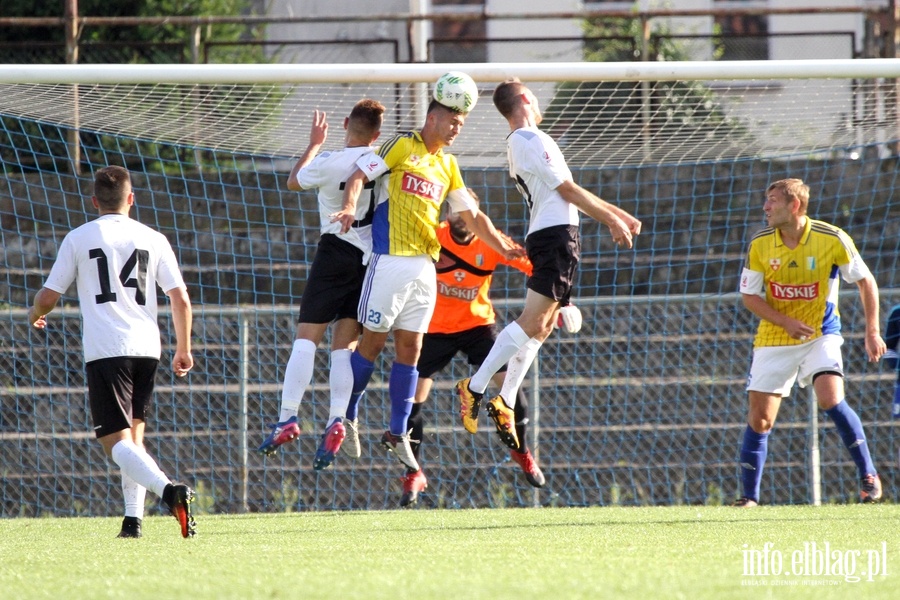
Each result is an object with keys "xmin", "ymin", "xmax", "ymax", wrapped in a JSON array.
[{"xmin": 433, "ymin": 71, "xmax": 479, "ymax": 114}]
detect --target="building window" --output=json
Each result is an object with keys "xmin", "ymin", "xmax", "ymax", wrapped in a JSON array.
[
  {"xmin": 431, "ymin": 0, "xmax": 487, "ymax": 62},
  {"xmin": 714, "ymin": 1, "xmax": 769, "ymax": 60}
]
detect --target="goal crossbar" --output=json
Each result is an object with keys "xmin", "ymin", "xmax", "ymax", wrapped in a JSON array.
[{"xmin": 2, "ymin": 59, "xmax": 900, "ymax": 84}]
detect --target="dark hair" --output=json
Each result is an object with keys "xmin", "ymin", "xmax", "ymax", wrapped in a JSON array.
[
  {"xmin": 348, "ymin": 98, "xmax": 385, "ymax": 137},
  {"xmin": 93, "ymin": 166, "xmax": 132, "ymax": 210},
  {"xmin": 427, "ymin": 99, "xmax": 463, "ymax": 116},
  {"xmin": 492, "ymin": 78, "xmax": 527, "ymax": 119}
]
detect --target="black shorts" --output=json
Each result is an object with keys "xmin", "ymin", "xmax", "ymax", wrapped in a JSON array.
[
  {"xmin": 417, "ymin": 324, "xmax": 502, "ymax": 379},
  {"xmin": 85, "ymin": 356, "xmax": 158, "ymax": 438},
  {"xmin": 298, "ymin": 234, "xmax": 368, "ymax": 324},
  {"xmin": 525, "ymin": 224, "xmax": 580, "ymax": 304}
]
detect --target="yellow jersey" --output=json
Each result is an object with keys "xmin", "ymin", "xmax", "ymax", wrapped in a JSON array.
[
  {"xmin": 367, "ymin": 131, "xmax": 466, "ymax": 261},
  {"xmin": 740, "ymin": 218, "xmax": 871, "ymax": 348}
]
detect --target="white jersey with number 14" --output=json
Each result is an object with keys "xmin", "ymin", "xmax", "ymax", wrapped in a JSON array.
[{"xmin": 43, "ymin": 214, "xmax": 185, "ymax": 362}]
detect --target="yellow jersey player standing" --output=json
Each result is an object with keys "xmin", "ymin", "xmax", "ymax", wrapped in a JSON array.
[
  {"xmin": 735, "ymin": 178, "xmax": 886, "ymax": 506},
  {"xmin": 332, "ymin": 79, "xmax": 524, "ymax": 475}
]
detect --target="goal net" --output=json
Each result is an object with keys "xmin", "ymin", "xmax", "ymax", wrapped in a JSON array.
[{"xmin": 1, "ymin": 60, "xmax": 898, "ymax": 516}]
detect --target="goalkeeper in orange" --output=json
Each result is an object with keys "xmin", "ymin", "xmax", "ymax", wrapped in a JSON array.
[{"xmin": 399, "ymin": 190, "xmax": 559, "ymax": 507}]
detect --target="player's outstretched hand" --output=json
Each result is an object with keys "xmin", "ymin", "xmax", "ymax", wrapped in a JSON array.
[
  {"xmin": 329, "ymin": 208, "xmax": 356, "ymax": 234},
  {"xmin": 497, "ymin": 232, "xmax": 526, "ymax": 261},
  {"xmin": 309, "ymin": 110, "xmax": 328, "ymax": 146},
  {"xmin": 625, "ymin": 214, "xmax": 642, "ymax": 236},
  {"xmin": 607, "ymin": 216, "xmax": 634, "ymax": 249}
]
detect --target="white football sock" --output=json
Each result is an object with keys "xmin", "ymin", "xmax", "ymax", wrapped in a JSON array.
[
  {"xmin": 121, "ymin": 471, "xmax": 146, "ymax": 519},
  {"xmin": 111, "ymin": 439, "xmax": 170, "ymax": 497},
  {"xmin": 469, "ymin": 322, "xmax": 530, "ymax": 393},
  {"xmin": 328, "ymin": 349, "xmax": 353, "ymax": 426},
  {"xmin": 279, "ymin": 338, "xmax": 317, "ymax": 422},
  {"xmin": 499, "ymin": 337, "xmax": 543, "ymax": 409}
]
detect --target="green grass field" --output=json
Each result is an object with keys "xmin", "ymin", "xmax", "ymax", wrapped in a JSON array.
[{"xmin": 1, "ymin": 505, "xmax": 898, "ymax": 599}]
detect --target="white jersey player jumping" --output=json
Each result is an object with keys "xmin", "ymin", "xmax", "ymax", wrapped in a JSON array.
[
  {"xmin": 257, "ymin": 99, "xmax": 386, "ymax": 471},
  {"xmin": 456, "ymin": 78, "xmax": 643, "ymax": 451}
]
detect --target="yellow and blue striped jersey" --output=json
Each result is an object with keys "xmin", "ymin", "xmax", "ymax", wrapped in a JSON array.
[
  {"xmin": 739, "ymin": 218, "xmax": 871, "ymax": 348},
  {"xmin": 359, "ymin": 131, "xmax": 466, "ymax": 260}
]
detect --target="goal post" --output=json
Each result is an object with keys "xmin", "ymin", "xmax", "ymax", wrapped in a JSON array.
[{"xmin": 1, "ymin": 60, "xmax": 899, "ymax": 516}]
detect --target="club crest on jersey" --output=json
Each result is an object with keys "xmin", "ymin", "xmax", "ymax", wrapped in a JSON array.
[
  {"xmin": 475, "ymin": 254, "xmax": 483, "ymax": 267},
  {"xmin": 769, "ymin": 258, "xmax": 781, "ymax": 271},
  {"xmin": 807, "ymin": 257, "xmax": 816, "ymax": 269},
  {"xmin": 454, "ymin": 270, "xmax": 465, "ymax": 282},
  {"xmin": 401, "ymin": 173, "xmax": 444, "ymax": 201}
]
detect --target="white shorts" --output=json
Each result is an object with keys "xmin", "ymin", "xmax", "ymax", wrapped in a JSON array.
[
  {"xmin": 358, "ymin": 254, "xmax": 437, "ymax": 334},
  {"xmin": 746, "ymin": 334, "xmax": 844, "ymax": 396}
]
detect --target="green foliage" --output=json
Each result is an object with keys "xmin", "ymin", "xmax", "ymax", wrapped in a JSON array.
[
  {"xmin": 1, "ymin": 0, "xmax": 261, "ymax": 60},
  {"xmin": 581, "ymin": 6, "xmax": 693, "ymax": 63},
  {"xmin": 0, "ymin": 0, "xmax": 270, "ymax": 175},
  {"xmin": 541, "ymin": 4, "xmax": 754, "ymax": 164}
]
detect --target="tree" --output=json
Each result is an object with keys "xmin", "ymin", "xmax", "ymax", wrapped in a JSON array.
[
  {"xmin": 540, "ymin": 10, "xmax": 754, "ymax": 166},
  {"xmin": 0, "ymin": 0, "xmax": 268, "ymax": 173}
]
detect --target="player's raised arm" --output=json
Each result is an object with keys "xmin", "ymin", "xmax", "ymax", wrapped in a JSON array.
[{"xmin": 286, "ymin": 110, "xmax": 328, "ymax": 192}]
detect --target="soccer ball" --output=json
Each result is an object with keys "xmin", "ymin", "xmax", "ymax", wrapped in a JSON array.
[{"xmin": 433, "ymin": 71, "xmax": 479, "ymax": 113}]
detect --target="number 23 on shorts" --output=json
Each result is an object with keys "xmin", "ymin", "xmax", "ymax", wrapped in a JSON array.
[{"xmin": 366, "ymin": 309, "xmax": 382, "ymax": 325}]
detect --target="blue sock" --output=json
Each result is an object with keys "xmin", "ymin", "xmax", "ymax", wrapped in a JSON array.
[
  {"xmin": 388, "ymin": 362, "xmax": 418, "ymax": 435},
  {"xmin": 346, "ymin": 351, "xmax": 375, "ymax": 422},
  {"xmin": 825, "ymin": 400, "xmax": 876, "ymax": 477},
  {"xmin": 739, "ymin": 426, "xmax": 769, "ymax": 502}
]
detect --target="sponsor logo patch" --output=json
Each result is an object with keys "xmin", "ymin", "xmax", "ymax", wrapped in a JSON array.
[
  {"xmin": 437, "ymin": 280, "xmax": 479, "ymax": 301},
  {"xmin": 401, "ymin": 173, "xmax": 445, "ymax": 201},
  {"xmin": 770, "ymin": 282, "xmax": 819, "ymax": 300}
]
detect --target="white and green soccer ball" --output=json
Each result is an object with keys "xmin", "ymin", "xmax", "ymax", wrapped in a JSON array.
[{"xmin": 433, "ymin": 71, "xmax": 479, "ymax": 113}]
